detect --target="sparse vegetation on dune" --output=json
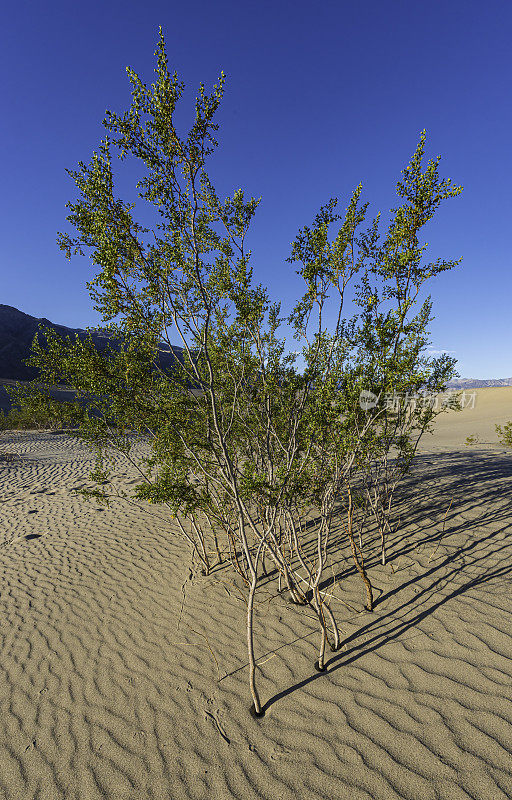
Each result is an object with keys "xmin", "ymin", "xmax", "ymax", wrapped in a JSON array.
[
  {"xmin": 0, "ymin": 382, "xmax": 81, "ymax": 431},
  {"xmin": 496, "ymin": 421, "xmax": 512, "ymax": 447},
  {"xmin": 17, "ymin": 28, "xmax": 464, "ymax": 716}
]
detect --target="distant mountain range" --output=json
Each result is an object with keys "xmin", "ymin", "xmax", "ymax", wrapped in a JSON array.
[{"xmin": 445, "ymin": 377, "xmax": 512, "ymax": 389}]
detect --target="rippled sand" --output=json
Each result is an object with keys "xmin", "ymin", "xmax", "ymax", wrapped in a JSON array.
[{"xmin": 0, "ymin": 390, "xmax": 511, "ymax": 799}]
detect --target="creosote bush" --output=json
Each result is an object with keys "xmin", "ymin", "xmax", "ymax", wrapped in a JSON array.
[
  {"xmin": 21, "ymin": 28, "xmax": 464, "ymax": 717},
  {"xmin": 496, "ymin": 421, "xmax": 512, "ymax": 447}
]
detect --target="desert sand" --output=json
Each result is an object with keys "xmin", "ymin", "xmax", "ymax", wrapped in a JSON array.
[{"xmin": 0, "ymin": 388, "xmax": 511, "ymax": 799}]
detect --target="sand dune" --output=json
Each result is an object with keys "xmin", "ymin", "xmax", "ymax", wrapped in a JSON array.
[
  {"xmin": 420, "ymin": 386, "xmax": 512, "ymax": 451},
  {"xmin": 0, "ymin": 391, "xmax": 511, "ymax": 799}
]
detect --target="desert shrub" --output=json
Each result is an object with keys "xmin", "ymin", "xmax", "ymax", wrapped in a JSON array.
[
  {"xmin": 496, "ymin": 421, "xmax": 512, "ymax": 447},
  {"xmin": 22, "ymin": 28, "xmax": 464, "ymax": 716},
  {"xmin": 1, "ymin": 382, "xmax": 82, "ymax": 431}
]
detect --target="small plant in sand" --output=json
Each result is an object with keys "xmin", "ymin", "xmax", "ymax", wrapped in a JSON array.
[
  {"xmin": 22, "ymin": 28, "xmax": 463, "ymax": 717},
  {"xmin": 495, "ymin": 421, "xmax": 512, "ymax": 447},
  {"xmin": 464, "ymin": 434, "xmax": 480, "ymax": 446},
  {"xmin": 1, "ymin": 383, "xmax": 81, "ymax": 431}
]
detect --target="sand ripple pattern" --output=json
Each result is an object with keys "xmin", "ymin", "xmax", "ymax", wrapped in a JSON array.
[{"xmin": 0, "ymin": 432, "xmax": 511, "ymax": 799}]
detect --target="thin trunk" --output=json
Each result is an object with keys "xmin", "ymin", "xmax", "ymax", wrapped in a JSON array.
[
  {"xmin": 175, "ymin": 515, "xmax": 209, "ymax": 575},
  {"xmin": 322, "ymin": 600, "xmax": 340, "ymax": 651},
  {"xmin": 347, "ymin": 532, "xmax": 374, "ymax": 610},
  {"xmin": 380, "ymin": 531, "xmax": 386, "ymax": 566},
  {"xmin": 283, "ymin": 568, "xmax": 306, "ymax": 604},
  {"xmin": 287, "ymin": 509, "xmax": 339, "ymax": 649},
  {"xmin": 347, "ymin": 485, "xmax": 374, "ymax": 611},
  {"xmin": 238, "ymin": 519, "xmax": 265, "ymax": 718},
  {"xmin": 259, "ymin": 514, "xmax": 306, "ymax": 604},
  {"xmin": 315, "ymin": 620, "xmax": 327, "ymax": 671},
  {"xmin": 212, "ymin": 529, "xmax": 223, "ymax": 565},
  {"xmin": 227, "ymin": 529, "xmax": 249, "ymax": 585},
  {"xmin": 247, "ymin": 571, "xmax": 263, "ymax": 716},
  {"xmin": 191, "ymin": 517, "xmax": 210, "ymax": 575}
]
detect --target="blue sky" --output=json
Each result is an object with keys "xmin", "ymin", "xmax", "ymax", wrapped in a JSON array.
[{"xmin": 1, "ymin": 0, "xmax": 510, "ymax": 377}]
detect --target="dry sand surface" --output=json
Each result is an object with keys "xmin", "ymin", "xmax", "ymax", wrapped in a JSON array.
[
  {"xmin": 420, "ymin": 387, "xmax": 512, "ymax": 452},
  {"xmin": 0, "ymin": 387, "xmax": 511, "ymax": 799}
]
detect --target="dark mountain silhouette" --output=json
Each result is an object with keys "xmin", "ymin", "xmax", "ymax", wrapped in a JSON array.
[
  {"xmin": 0, "ymin": 304, "xmax": 187, "ymax": 382},
  {"xmin": 0, "ymin": 304, "xmax": 191, "ymax": 413}
]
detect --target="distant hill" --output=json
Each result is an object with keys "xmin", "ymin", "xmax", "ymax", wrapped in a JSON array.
[
  {"xmin": 445, "ymin": 377, "xmax": 512, "ymax": 389},
  {"xmin": 0, "ymin": 304, "xmax": 186, "ymax": 382},
  {"xmin": 0, "ymin": 304, "xmax": 189, "ymax": 413}
]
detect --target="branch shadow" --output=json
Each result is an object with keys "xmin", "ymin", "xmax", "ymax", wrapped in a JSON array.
[
  {"xmin": 310, "ymin": 449, "xmax": 512, "ymax": 599},
  {"xmin": 263, "ymin": 526, "xmax": 512, "ymax": 713},
  {"xmin": 260, "ymin": 449, "xmax": 512, "ymax": 713}
]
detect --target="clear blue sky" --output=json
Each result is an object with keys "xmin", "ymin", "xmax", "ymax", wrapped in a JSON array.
[{"xmin": 1, "ymin": 0, "xmax": 510, "ymax": 377}]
